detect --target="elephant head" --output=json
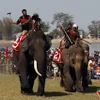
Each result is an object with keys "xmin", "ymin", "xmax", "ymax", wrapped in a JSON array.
[{"xmin": 28, "ymin": 30, "xmax": 53, "ymax": 76}]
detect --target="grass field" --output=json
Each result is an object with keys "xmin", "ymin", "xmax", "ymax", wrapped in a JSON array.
[{"xmin": 0, "ymin": 74, "xmax": 100, "ymax": 100}]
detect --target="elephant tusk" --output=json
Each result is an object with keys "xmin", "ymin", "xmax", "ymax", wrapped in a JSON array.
[{"xmin": 34, "ymin": 60, "xmax": 42, "ymax": 76}]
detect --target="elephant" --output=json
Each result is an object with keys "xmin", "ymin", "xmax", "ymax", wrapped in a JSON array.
[
  {"xmin": 59, "ymin": 41, "xmax": 89, "ymax": 92},
  {"xmin": 13, "ymin": 30, "xmax": 53, "ymax": 96}
]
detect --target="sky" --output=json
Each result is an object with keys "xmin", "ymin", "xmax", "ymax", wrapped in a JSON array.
[{"xmin": 0, "ymin": 0, "xmax": 100, "ymax": 31}]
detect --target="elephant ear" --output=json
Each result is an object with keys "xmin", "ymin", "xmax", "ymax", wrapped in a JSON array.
[{"xmin": 45, "ymin": 34, "xmax": 53, "ymax": 51}]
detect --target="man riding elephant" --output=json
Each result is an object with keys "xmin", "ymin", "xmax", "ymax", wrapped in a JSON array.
[
  {"xmin": 9, "ymin": 9, "xmax": 32, "ymax": 73},
  {"xmin": 58, "ymin": 23, "xmax": 89, "ymax": 92},
  {"xmin": 64, "ymin": 23, "xmax": 80, "ymax": 48},
  {"xmin": 9, "ymin": 9, "xmax": 53, "ymax": 96},
  {"xmin": 13, "ymin": 30, "xmax": 52, "ymax": 96},
  {"xmin": 9, "ymin": 9, "xmax": 32, "ymax": 36}
]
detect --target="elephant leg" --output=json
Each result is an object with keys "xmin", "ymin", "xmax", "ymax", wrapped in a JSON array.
[
  {"xmin": 13, "ymin": 51, "xmax": 20, "ymax": 74},
  {"xmin": 27, "ymin": 64, "xmax": 37, "ymax": 94},
  {"xmin": 28, "ymin": 73, "xmax": 37, "ymax": 94},
  {"xmin": 18, "ymin": 51, "xmax": 29, "ymax": 94},
  {"xmin": 74, "ymin": 63, "xmax": 83, "ymax": 92},
  {"xmin": 37, "ymin": 61, "xmax": 46, "ymax": 96},
  {"xmin": 56, "ymin": 64, "xmax": 64, "ymax": 87},
  {"xmin": 37, "ymin": 75, "xmax": 46, "ymax": 96},
  {"xmin": 82, "ymin": 63, "xmax": 88, "ymax": 89},
  {"xmin": 63, "ymin": 65, "xmax": 74, "ymax": 92},
  {"xmin": 61, "ymin": 49, "xmax": 74, "ymax": 92},
  {"xmin": 59, "ymin": 67, "xmax": 64, "ymax": 87},
  {"xmin": 69, "ymin": 66, "xmax": 76, "ymax": 91},
  {"xmin": 37, "ymin": 62, "xmax": 46, "ymax": 96},
  {"xmin": 33, "ymin": 49, "xmax": 46, "ymax": 96}
]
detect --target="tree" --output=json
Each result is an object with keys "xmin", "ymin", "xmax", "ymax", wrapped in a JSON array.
[
  {"xmin": 41, "ymin": 21, "xmax": 50, "ymax": 32},
  {"xmin": 0, "ymin": 17, "xmax": 50, "ymax": 40},
  {"xmin": 0, "ymin": 17, "xmax": 14, "ymax": 40},
  {"xmin": 0, "ymin": 20, "xmax": 5, "ymax": 39},
  {"xmin": 3, "ymin": 17, "xmax": 13, "ymax": 40},
  {"xmin": 50, "ymin": 29, "xmax": 62, "ymax": 38},
  {"xmin": 0, "ymin": 17, "xmax": 22, "ymax": 40},
  {"xmin": 88, "ymin": 20, "xmax": 100, "ymax": 37},
  {"xmin": 51, "ymin": 12, "xmax": 73, "ymax": 28}
]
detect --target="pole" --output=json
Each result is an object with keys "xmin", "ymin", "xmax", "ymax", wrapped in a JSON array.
[{"xmin": 58, "ymin": 23, "xmax": 73, "ymax": 45}]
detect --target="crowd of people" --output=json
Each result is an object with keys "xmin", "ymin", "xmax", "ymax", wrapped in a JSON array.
[
  {"xmin": 0, "ymin": 48, "xmax": 12, "ymax": 62},
  {"xmin": 0, "ymin": 47, "xmax": 15, "ymax": 74},
  {"xmin": 88, "ymin": 56, "xmax": 100, "ymax": 81},
  {"xmin": 47, "ymin": 48, "xmax": 100, "ymax": 80}
]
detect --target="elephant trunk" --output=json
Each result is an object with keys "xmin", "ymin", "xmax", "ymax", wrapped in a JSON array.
[{"xmin": 34, "ymin": 60, "xmax": 42, "ymax": 76}]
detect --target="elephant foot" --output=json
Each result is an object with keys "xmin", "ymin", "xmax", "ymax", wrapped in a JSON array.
[
  {"xmin": 21, "ymin": 88, "xmax": 34, "ymax": 95},
  {"xmin": 76, "ymin": 89, "xmax": 83, "ymax": 92},
  {"xmin": 75, "ymin": 81, "xmax": 84, "ymax": 92},
  {"xmin": 76, "ymin": 86, "xmax": 84, "ymax": 92},
  {"xmin": 36, "ymin": 93, "xmax": 45, "ymax": 96},
  {"xmin": 68, "ymin": 89, "xmax": 76, "ymax": 92},
  {"xmin": 65, "ymin": 88, "xmax": 76, "ymax": 92},
  {"xmin": 21, "ymin": 90, "xmax": 34, "ymax": 95}
]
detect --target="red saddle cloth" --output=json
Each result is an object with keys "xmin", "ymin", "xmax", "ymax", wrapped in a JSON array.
[
  {"xmin": 12, "ymin": 33, "xmax": 28, "ymax": 51},
  {"xmin": 53, "ymin": 48, "xmax": 64, "ymax": 63},
  {"xmin": 53, "ymin": 37, "xmax": 64, "ymax": 63}
]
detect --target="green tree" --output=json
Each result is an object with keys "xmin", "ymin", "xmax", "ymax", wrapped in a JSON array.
[
  {"xmin": 0, "ymin": 17, "xmax": 51, "ymax": 40},
  {"xmin": 0, "ymin": 20, "xmax": 5, "ymax": 39},
  {"xmin": 41, "ymin": 21, "xmax": 50, "ymax": 32},
  {"xmin": 51, "ymin": 12, "xmax": 73, "ymax": 28},
  {"xmin": 88, "ymin": 20, "xmax": 100, "ymax": 37},
  {"xmin": 0, "ymin": 17, "xmax": 22, "ymax": 40},
  {"xmin": 50, "ymin": 29, "xmax": 62, "ymax": 38},
  {"xmin": 3, "ymin": 17, "xmax": 13, "ymax": 40}
]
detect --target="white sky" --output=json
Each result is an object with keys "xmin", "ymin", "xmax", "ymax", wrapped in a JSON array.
[{"xmin": 0, "ymin": 0, "xmax": 100, "ymax": 31}]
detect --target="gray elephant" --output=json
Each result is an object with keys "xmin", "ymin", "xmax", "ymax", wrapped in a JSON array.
[
  {"xmin": 13, "ymin": 30, "xmax": 52, "ymax": 96},
  {"xmin": 60, "ymin": 41, "xmax": 89, "ymax": 92}
]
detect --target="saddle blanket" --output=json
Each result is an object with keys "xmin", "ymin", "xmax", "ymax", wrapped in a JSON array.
[
  {"xmin": 53, "ymin": 37, "xmax": 65, "ymax": 63},
  {"xmin": 12, "ymin": 33, "xmax": 28, "ymax": 51},
  {"xmin": 53, "ymin": 48, "xmax": 64, "ymax": 63}
]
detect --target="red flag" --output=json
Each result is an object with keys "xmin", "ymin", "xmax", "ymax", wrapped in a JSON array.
[
  {"xmin": 97, "ymin": 90, "xmax": 100, "ymax": 98},
  {"xmin": 5, "ymin": 47, "xmax": 8, "ymax": 59}
]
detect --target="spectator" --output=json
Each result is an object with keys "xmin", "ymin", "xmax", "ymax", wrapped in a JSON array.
[
  {"xmin": 94, "ymin": 64, "xmax": 100, "ymax": 79},
  {"xmin": 88, "ymin": 57, "xmax": 96, "ymax": 83},
  {"xmin": 52, "ymin": 61, "xmax": 59, "ymax": 80}
]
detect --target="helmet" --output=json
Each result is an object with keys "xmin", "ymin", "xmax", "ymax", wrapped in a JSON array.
[{"xmin": 73, "ymin": 24, "xmax": 78, "ymax": 28}]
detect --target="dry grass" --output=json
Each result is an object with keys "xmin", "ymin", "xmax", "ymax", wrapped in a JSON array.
[{"xmin": 0, "ymin": 74, "xmax": 100, "ymax": 100}]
